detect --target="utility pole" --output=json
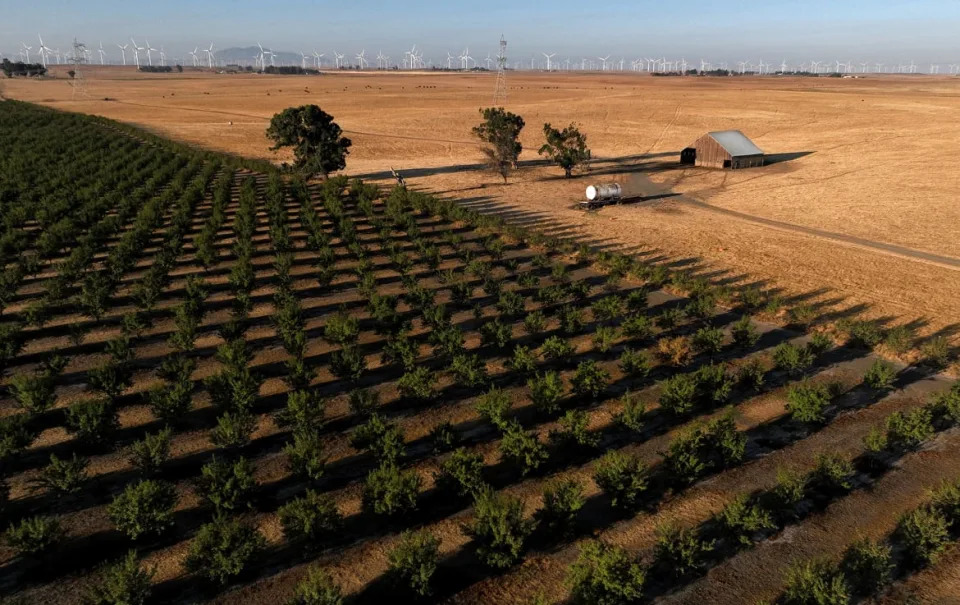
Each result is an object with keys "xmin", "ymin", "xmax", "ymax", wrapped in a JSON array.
[
  {"xmin": 71, "ymin": 38, "xmax": 89, "ymax": 100},
  {"xmin": 493, "ymin": 34, "xmax": 507, "ymax": 106}
]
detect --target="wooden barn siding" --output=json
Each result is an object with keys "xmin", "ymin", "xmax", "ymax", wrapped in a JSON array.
[{"xmin": 693, "ymin": 135, "xmax": 731, "ymax": 169}]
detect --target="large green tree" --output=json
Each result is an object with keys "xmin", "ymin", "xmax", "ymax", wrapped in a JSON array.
[
  {"xmin": 266, "ymin": 105, "xmax": 352, "ymax": 178},
  {"xmin": 472, "ymin": 107, "xmax": 525, "ymax": 183},
  {"xmin": 539, "ymin": 123, "xmax": 591, "ymax": 177}
]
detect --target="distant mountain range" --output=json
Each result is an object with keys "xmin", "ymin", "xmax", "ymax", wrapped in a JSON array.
[{"xmin": 215, "ymin": 46, "xmax": 313, "ymax": 67}]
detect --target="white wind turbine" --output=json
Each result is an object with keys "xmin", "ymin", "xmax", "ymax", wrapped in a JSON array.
[
  {"xmin": 204, "ymin": 43, "xmax": 215, "ymax": 68},
  {"xmin": 256, "ymin": 42, "xmax": 266, "ymax": 70},
  {"xmin": 542, "ymin": 52, "xmax": 555, "ymax": 71},
  {"xmin": 37, "ymin": 35, "xmax": 53, "ymax": 67},
  {"xmin": 98, "ymin": 41, "xmax": 106, "ymax": 65},
  {"xmin": 130, "ymin": 38, "xmax": 142, "ymax": 68},
  {"xmin": 485, "ymin": 53, "xmax": 493, "ymax": 69},
  {"xmin": 300, "ymin": 51, "xmax": 309, "ymax": 69},
  {"xmin": 355, "ymin": 49, "xmax": 367, "ymax": 69},
  {"xmin": 144, "ymin": 40, "xmax": 155, "ymax": 66},
  {"xmin": 598, "ymin": 55, "xmax": 610, "ymax": 71},
  {"xmin": 21, "ymin": 43, "xmax": 32, "ymax": 63},
  {"xmin": 334, "ymin": 51, "xmax": 344, "ymax": 69},
  {"xmin": 376, "ymin": 51, "xmax": 385, "ymax": 69},
  {"xmin": 159, "ymin": 47, "xmax": 167, "ymax": 67},
  {"xmin": 313, "ymin": 50, "xmax": 324, "ymax": 68},
  {"xmin": 189, "ymin": 47, "xmax": 199, "ymax": 67},
  {"xmin": 446, "ymin": 52, "xmax": 454, "ymax": 69}
]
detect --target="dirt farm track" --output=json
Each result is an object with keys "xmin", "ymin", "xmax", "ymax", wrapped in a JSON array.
[{"xmin": 4, "ymin": 65, "xmax": 959, "ymax": 351}]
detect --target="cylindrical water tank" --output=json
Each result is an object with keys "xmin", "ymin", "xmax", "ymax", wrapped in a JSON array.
[{"xmin": 585, "ymin": 183, "xmax": 622, "ymax": 201}]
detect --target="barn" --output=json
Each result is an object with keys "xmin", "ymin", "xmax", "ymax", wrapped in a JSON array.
[{"xmin": 680, "ymin": 130, "xmax": 765, "ymax": 169}]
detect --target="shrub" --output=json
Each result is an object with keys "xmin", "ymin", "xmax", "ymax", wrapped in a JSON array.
[
  {"xmin": 614, "ymin": 393, "xmax": 646, "ymax": 433},
  {"xmin": 592, "ymin": 296, "xmax": 624, "ymax": 322},
  {"xmin": 323, "ymin": 309, "xmax": 359, "ymax": 345},
  {"xmin": 592, "ymin": 326, "xmax": 619, "ymax": 353},
  {"xmin": 552, "ymin": 409, "xmax": 599, "ymax": 449},
  {"xmin": 397, "ymin": 366, "xmax": 437, "ymax": 401},
  {"xmin": 88, "ymin": 359, "xmax": 133, "ymax": 399},
  {"xmin": 566, "ymin": 539, "xmax": 646, "ymax": 605},
  {"xmin": 931, "ymin": 479, "xmax": 960, "ymax": 529},
  {"xmin": 185, "ymin": 518, "xmax": 265, "ymax": 585},
  {"xmin": 279, "ymin": 390, "xmax": 327, "ymax": 429},
  {"xmin": 774, "ymin": 467, "xmax": 809, "ymax": 514},
  {"xmin": 863, "ymin": 359, "xmax": 897, "ymax": 390},
  {"xmin": 66, "ymin": 398, "xmax": 119, "ymax": 445},
  {"xmin": 480, "ymin": 319, "xmax": 513, "ymax": 350},
  {"xmin": 807, "ymin": 332, "xmax": 834, "ymax": 356},
  {"xmin": 809, "ymin": 453, "xmax": 854, "ymax": 495},
  {"xmin": 716, "ymin": 494, "xmax": 774, "ymax": 547},
  {"xmin": 664, "ymin": 412, "xmax": 744, "ymax": 484},
  {"xmin": 523, "ymin": 310, "xmax": 547, "ymax": 335},
  {"xmin": 786, "ymin": 381, "xmax": 832, "ymax": 424},
  {"xmin": 146, "ymin": 377, "xmax": 193, "ymax": 423},
  {"xmin": 383, "ymin": 333, "xmax": 418, "ymax": 370},
  {"xmin": 897, "ymin": 506, "xmax": 950, "ymax": 567},
  {"xmin": 508, "ymin": 345, "xmax": 538, "ymax": 375},
  {"xmin": 773, "ymin": 342, "xmax": 815, "ymax": 375},
  {"xmin": 128, "ymin": 428, "xmax": 172, "ymax": 475},
  {"xmin": 107, "ymin": 479, "xmax": 178, "ymax": 540},
  {"xmin": 196, "ymin": 456, "xmax": 257, "ymax": 513},
  {"xmin": 618, "ymin": 348, "xmax": 651, "ymax": 379},
  {"xmin": 434, "ymin": 447, "xmax": 486, "ymax": 498},
  {"xmin": 594, "ymin": 450, "xmax": 648, "ymax": 510},
  {"xmin": 659, "ymin": 373, "xmax": 698, "ymax": 416},
  {"xmin": 694, "ymin": 363, "xmax": 734, "ymax": 405},
  {"xmin": 387, "ymin": 530, "xmax": 441, "ymax": 597},
  {"xmin": 85, "ymin": 550, "xmax": 155, "ymax": 605},
  {"xmin": 692, "ymin": 327, "xmax": 725, "ymax": 355},
  {"xmin": 8, "ymin": 369, "xmax": 58, "ymax": 415},
  {"xmin": 476, "ymin": 387, "xmax": 513, "ymax": 430},
  {"xmin": 329, "ymin": 345, "xmax": 367, "ymax": 381},
  {"xmin": 559, "ymin": 306, "xmax": 584, "ymax": 335},
  {"xmin": 736, "ymin": 357, "xmax": 767, "ymax": 391},
  {"xmin": 285, "ymin": 430, "xmax": 328, "ymax": 481},
  {"xmin": 655, "ymin": 307, "xmax": 685, "ymax": 330},
  {"xmin": 34, "ymin": 452, "xmax": 88, "ymax": 495},
  {"xmin": 841, "ymin": 319, "xmax": 884, "ymax": 349},
  {"xmin": 885, "ymin": 407, "xmax": 934, "ymax": 450},
  {"xmin": 571, "ymin": 360, "xmax": 610, "ymax": 399},
  {"xmin": 540, "ymin": 336, "xmax": 576, "ymax": 364},
  {"xmin": 496, "ymin": 290, "xmax": 526, "ymax": 318},
  {"xmin": 920, "ymin": 336, "xmax": 951, "ymax": 369},
  {"xmin": 841, "ymin": 538, "xmax": 892, "ymax": 595},
  {"xmin": 655, "ymin": 336, "xmax": 693, "ymax": 367},
  {"xmin": 619, "ymin": 317, "xmax": 653, "ymax": 346},
  {"xmin": 362, "ymin": 463, "xmax": 421, "ymax": 517},
  {"xmin": 463, "ymin": 488, "xmax": 534, "ymax": 569},
  {"xmin": 731, "ymin": 316, "xmax": 761, "ymax": 349},
  {"xmin": 535, "ymin": 478, "xmax": 585, "ymax": 537},
  {"xmin": 884, "ymin": 324, "xmax": 916, "ymax": 355},
  {"xmin": 451, "ymin": 353, "xmax": 489, "ymax": 388},
  {"xmin": 350, "ymin": 414, "xmax": 404, "ymax": 464},
  {"xmin": 0, "ymin": 413, "xmax": 36, "ymax": 461},
  {"xmin": 278, "ymin": 489, "xmax": 343, "ymax": 542},
  {"xmin": 211, "ymin": 410, "xmax": 257, "ymax": 449},
  {"xmin": 781, "ymin": 558, "xmax": 849, "ymax": 605},
  {"xmin": 500, "ymin": 422, "xmax": 549, "ymax": 476},
  {"xmin": 4, "ymin": 515, "xmax": 64, "ymax": 556},
  {"xmin": 652, "ymin": 521, "xmax": 714, "ymax": 577},
  {"xmin": 430, "ymin": 421, "xmax": 460, "ymax": 453},
  {"xmin": 527, "ymin": 371, "xmax": 565, "ymax": 415},
  {"xmin": 288, "ymin": 566, "xmax": 343, "ymax": 604}
]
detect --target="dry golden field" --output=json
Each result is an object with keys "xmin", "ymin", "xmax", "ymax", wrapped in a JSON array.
[{"xmin": 5, "ymin": 66, "xmax": 959, "ymax": 345}]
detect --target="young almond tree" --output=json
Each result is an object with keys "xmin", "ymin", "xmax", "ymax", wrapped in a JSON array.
[{"xmin": 539, "ymin": 122, "xmax": 591, "ymax": 177}]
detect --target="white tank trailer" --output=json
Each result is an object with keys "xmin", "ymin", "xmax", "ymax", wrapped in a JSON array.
[{"xmin": 580, "ymin": 183, "xmax": 624, "ymax": 209}]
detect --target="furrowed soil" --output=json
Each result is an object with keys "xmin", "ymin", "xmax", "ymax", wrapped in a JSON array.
[{"xmin": 5, "ymin": 67, "xmax": 960, "ymax": 349}]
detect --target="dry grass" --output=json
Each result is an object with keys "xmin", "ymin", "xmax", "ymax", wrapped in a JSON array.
[{"xmin": 6, "ymin": 66, "xmax": 959, "ymax": 345}]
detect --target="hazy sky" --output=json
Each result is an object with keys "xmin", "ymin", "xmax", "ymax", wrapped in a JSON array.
[{"xmin": 3, "ymin": 0, "xmax": 959, "ymax": 65}]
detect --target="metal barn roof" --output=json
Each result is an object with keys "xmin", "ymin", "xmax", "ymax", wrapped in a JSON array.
[{"xmin": 706, "ymin": 130, "xmax": 764, "ymax": 157}]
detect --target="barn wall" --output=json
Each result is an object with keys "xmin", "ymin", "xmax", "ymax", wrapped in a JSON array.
[{"xmin": 692, "ymin": 135, "xmax": 732, "ymax": 169}]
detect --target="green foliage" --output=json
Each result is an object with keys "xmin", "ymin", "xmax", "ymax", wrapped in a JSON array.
[
  {"xmin": 594, "ymin": 450, "xmax": 649, "ymax": 510},
  {"xmin": 773, "ymin": 342, "xmax": 815, "ymax": 375},
  {"xmin": 736, "ymin": 357, "xmax": 767, "ymax": 391},
  {"xmin": 8, "ymin": 365, "xmax": 59, "ymax": 415},
  {"xmin": 592, "ymin": 295, "xmax": 624, "ymax": 322},
  {"xmin": 211, "ymin": 410, "xmax": 257, "ymax": 449},
  {"xmin": 618, "ymin": 348, "xmax": 651, "ymax": 379},
  {"xmin": 508, "ymin": 344, "xmax": 539, "ymax": 375},
  {"xmin": 716, "ymin": 494, "xmax": 775, "ymax": 547},
  {"xmin": 4, "ymin": 515, "xmax": 64, "ymax": 556},
  {"xmin": 85, "ymin": 550, "xmax": 156, "ymax": 605},
  {"xmin": 435, "ymin": 447, "xmax": 487, "ymax": 498},
  {"xmin": 288, "ymin": 567, "xmax": 343, "ymax": 605},
  {"xmin": 397, "ymin": 366, "xmax": 437, "ymax": 401},
  {"xmin": 931, "ymin": 479, "xmax": 960, "ymax": 529},
  {"xmin": 278, "ymin": 390, "xmax": 327, "ymax": 430},
  {"xmin": 523, "ymin": 310, "xmax": 548, "ymax": 335},
  {"xmin": 266, "ymin": 105, "xmax": 352, "ymax": 177},
  {"xmin": 387, "ymin": 530, "xmax": 441, "ymax": 597},
  {"xmin": 500, "ymin": 421, "xmax": 549, "ymax": 476},
  {"xmin": 362, "ymin": 463, "xmax": 422, "ymax": 517},
  {"xmin": 146, "ymin": 376, "xmax": 193, "ymax": 423},
  {"xmin": 781, "ymin": 558, "xmax": 850, "ymax": 605},
  {"xmin": 592, "ymin": 326, "xmax": 619, "ymax": 354},
  {"xmin": 451, "ymin": 353, "xmax": 490, "ymax": 388},
  {"xmin": 786, "ymin": 381, "xmax": 832, "ymax": 424},
  {"xmin": 323, "ymin": 308, "xmax": 359, "ymax": 345},
  {"xmin": 463, "ymin": 488, "xmax": 534, "ymax": 569},
  {"xmin": 863, "ymin": 359, "xmax": 897, "ymax": 390},
  {"xmin": 692, "ymin": 326, "xmax": 725, "ymax": 355},
  {"xmin": 538, "ymin": 122, "xmax": 591, "ymax": 177},
  {"xmin": 107, "ymin": 479, "xmax": 178, "ymax": 539},
  {"xmin": 920, "ymin": 336, "xmax": 951, "ymax": 369},
  {"xmin": 664, "ymin": 412, "xmax": 745, "ymax": 484},
  {"xmin": 552, "ymin": 409, "xmax": 599, "ymax": 449},
  {"xmin": 620, "ymin": 314, "xmax": 653, "ymax": 341},
  {"xmin": 66, "ymin": 398, "xmax": 119, "ymax": 445},
  {"xmin": 809, "ymin": 453, "xmax": 854, "ymax": 494},
  {"xmin": 535, "ymin": 478, "xmax": 585, "ymax": 537},
  {"xmin": 278, "ymin": 489, "xmax": 343, "ymax": 542},
  {"xmin": 614, "ymin": 393, "xmax": 646, "ymax": 433},
  {"xmin": 480, "ymin": 319, "xmax": 513, "ymax": 350},
  {"xmin": 329, "ymin": 345, "xmax": 367, "ymax": 381},
  {"xmin": 430, "ymin": 421, "xmax": 460, "ymax": 453},
  {"xmin": 34, "ymin": 452, "xmax": 88, "ymax": 495},
  {"xmin": 528, "ymin": 371, "xmax": 565, "ymax": 415},
  {"xmin": 774, "ymin": 467, "xmax": 809, "ymax": 513},
  {"xmin": 659, "ymin": 373, "xmax": 698, "ymax": 416},
  {"xmin": 839, "ymin": 318, "xmax": 885, "ymax": 349},
  {"xmin": 185, "ymin": 518, "xmax": 265, "ymax": 585},
  {"xmin": 285, "ymin": 430, "xmax": 328, "ymax": 481},
  {"xmin": 897, "ymin": 506, "xmax": 950, "ymax": 567},
  {"xmin": 540, "ymin": 335, "xmax": 576, "ymax": 364},
  {"xmin": 0, "ymin": 413, "xmax": 36, "ymax": 462},
  {"xmin": 731, "ymin": 315, "xmax": 761, "ymax": 349},
  {"xmin": 496, "ymin": 290, "xmax": 526, "ymax": 318},
  {"xmin": 841, "ymin": 538, "xmax": 892, "ymax": 595},
  {"xmin": 883, "ymin": 324, "xmax": 916, "ymax": 355},
  {"xmin": 652, "ymin": 521, "xmax": 714, "ymax": 577},
  {"xmin": 88, "ymin": 358, "xmax": 133, "ymax": 399},
  {"xmin": 128, "ymin": 428, "xmax": 172, "ymax": 475},
  {"xmin": 350, "ymin": 414, "xmax": 404, "ymax": 464},
  {"xmin": 196, "ymin": 456, "xmax": 258, "ymax": 513},
  {"xmin": 885, "ymin": 407, "xmax": 934, "ymax": 450},
  {"xmin": 566, "ymin": 539, "xmax": 646, "ymax": 605},
  {"xmin": 473, "ymin": 107, "xmax": 525, "ymax": 182},
  {"xmin": 571, "ymin": 360, "xmax": 610, "ymax": 399}
]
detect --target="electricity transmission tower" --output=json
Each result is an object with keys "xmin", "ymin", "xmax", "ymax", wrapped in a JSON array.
[
  {"xmin": 493, "ymin": 35, "xmax": 507, "ymax": 106},
  {"xmin": 70, "ymin": 38, "xmax": 89, "ymax": 99}
]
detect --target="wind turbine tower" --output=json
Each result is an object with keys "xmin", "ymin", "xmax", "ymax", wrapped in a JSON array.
[
  {"xmin": 542, "ymin": 52, "xmax": 555, "ymax": 71},
  {"xmin": 493, "ymin": 34, "xmax": 508, "ymax": 106}
]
